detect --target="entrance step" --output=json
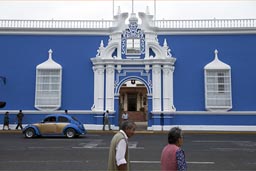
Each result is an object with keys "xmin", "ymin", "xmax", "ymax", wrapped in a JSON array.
[
  {"xmin": 135, "ymin": 122, "xmax": 147, "ymax": 131},
  {"xmin": 128, "ymin": 111, "xmax": 146, "ymax": 122}
]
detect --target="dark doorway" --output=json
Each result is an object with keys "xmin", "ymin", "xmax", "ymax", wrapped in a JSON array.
[
  {"xmin": 127, "ymin": 93, "xmax": 137, "ymax": 111},
  {"xmin": 119, "ymin": 80, "xmax": 148, "ymax": 129}
]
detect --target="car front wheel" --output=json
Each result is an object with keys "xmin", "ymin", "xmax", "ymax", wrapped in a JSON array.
[
  {"xmin": 65, "ymin": 128, "xmax": 76, "ymax": 138},
  {"xmin": 24, "ymin": 128, "xmax": 35, "ymax": 138}
]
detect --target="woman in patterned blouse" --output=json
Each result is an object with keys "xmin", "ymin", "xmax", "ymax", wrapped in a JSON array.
[{"xmin": 161, "ymin": 127, "xmax": 187, "ymax": 171}]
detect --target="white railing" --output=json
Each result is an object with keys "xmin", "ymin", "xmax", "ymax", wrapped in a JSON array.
[
  {"xmin": 154, "ymin": 19, "xmax": 256, "ymax": 29},
  {"xmin": 0, "ymin": 19, "xmax": 256, "ymax": 29},
  {"xmin": 0, "ymin": 19, "xmax": 113, "ymax": 29}
]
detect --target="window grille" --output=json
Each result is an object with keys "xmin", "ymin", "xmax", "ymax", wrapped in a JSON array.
[
  {"xmin": 205, "ymin": 70, "xmax": 232, "ymax": 111},
  {"xmin": 126, "ymin": 38, "xmax": 141, "ymax": 54},
  {"xmin": 204, "ymin": 50, "xmax": 232, "ymax": 111},
  {"xmin": 35, "ymin": 49, "xmax": 62, "ymax": 111},
  {"xmin": 217, "ymin": 72, "xmax": 225, "ymax": 93}
]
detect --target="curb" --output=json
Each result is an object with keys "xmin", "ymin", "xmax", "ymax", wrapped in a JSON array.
[
  {"xmin": 0, "ymin": 130, "xmax": 22, "ymax": 134},
  {"xmin": 1, "ymin": 130, "xmax": 256, "ymax": 135},
  {"xmin": 0, "ymin": 130, "xmax": 159, "ymax": 134}
]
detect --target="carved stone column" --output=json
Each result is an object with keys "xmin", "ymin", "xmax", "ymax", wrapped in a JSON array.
[
  {"xmin": 152, "ymin": 64, "xmax": 161, "ymax": 111},
  {"xmin": 93, "ymin": 65, "xmax": 105, "ymax": 111},
  {"xmin": 137, "ymin": 92, "xmax": 140, "ymax": 111},
  {"xmin": 124, "ymin": 93, "xmax": 128, "ymax": 111},
  {"xmin": 163, "ymin": 65, "xmax": 175, "ymax": 111},
  {"xmin": 105, "ymin": 65, "xmax": 115, "ymax": 111}
]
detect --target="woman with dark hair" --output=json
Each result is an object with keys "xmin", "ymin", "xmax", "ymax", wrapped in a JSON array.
[{"xmin": 161, "ymin": 127, "xmax": 187, "ymax": 171}]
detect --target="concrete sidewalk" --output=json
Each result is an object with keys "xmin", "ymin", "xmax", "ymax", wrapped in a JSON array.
[
  {"xmin": 1, "ymin": 129, "xmax": 256, "ymax": 135},
  {"xmin": 0, "ymin": 129, "xmax": 157, "ymax": 134}
]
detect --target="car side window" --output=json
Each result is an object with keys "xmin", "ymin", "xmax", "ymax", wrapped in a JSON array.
[
  {"xmin": 58, "ymin": 116, "xmax": 69, "ymax": 123},
  {"xmin": 44, "ymin": 116, "xmax": 56, "ymax": 122}
]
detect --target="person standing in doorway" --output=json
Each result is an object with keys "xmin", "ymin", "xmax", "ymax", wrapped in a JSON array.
[
  {"xmin": 122, "ymin": 111, "xmax": 129, "ymax": 121},
  {"xmin": 161, "ymin": 127, "xmax": 187, "ymax": 171},
  {"xmin": 103, "ymin": 110, "xmax": 112, "ymax": 131},
  {"xmin": 3, "ymin": 111, "xmax": 10, "ymax": 130},
  {"xmin": 15, "ymin": 110, "xmax": 24, "ymax": 130},
  {"xmin": 108, "ymin": 120, "xmax": 136, "ymax": 171}
]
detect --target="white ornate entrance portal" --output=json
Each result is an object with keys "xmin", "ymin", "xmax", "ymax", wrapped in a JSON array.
[{"xmin": 91, "ymin": 11, "xmax": 176, "ymax": 127}]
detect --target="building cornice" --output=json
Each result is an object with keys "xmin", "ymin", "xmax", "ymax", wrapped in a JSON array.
[
  {"xmin": 157, "ymin": 28, "xmax": 256, "ymax": 35},
  {"xmin": 1, "ymin": 28, "xmax": 256, "ymax": 35},
  {"xmin": 0, "ymin": 28, "xmax": 111, "ymax": 35},
  {"xmin": 90, "ymin": 58, "xmax": 176, "ymax": 66}
]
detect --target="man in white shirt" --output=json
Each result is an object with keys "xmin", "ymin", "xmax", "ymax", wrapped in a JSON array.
[
  {"xmin": 108, "ymin": 120, "xmax": 136, "ymax": 171},
  {"xmin": 122, "ymin": 111, "xmax": 129, "ymax": 121}
]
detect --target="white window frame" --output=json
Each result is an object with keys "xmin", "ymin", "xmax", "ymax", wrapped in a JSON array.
[
  {"xmin": 205, "ymin": 70, "xmax": 232, "ymax": 111},
  {"xmin": 126, "ymin": 38, "xmax": 141, "ymax": 55},
  {"xmin": 35, "ymin": 69, "xmax": 62, "ymax": 111}
]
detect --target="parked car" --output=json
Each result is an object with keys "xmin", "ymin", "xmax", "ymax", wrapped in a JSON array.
[{"xmin": 23, "ymin": 114, "xmax": 86, "ymax": 138}]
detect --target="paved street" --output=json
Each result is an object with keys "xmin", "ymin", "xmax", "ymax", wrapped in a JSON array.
[{"xmin": 0, "ymin": 131, "xmax": 256, "ymax": 171}]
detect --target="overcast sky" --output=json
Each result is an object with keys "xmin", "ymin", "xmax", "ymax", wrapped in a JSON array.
[{"xmin": 0, "ymin": 0, "xmax": 256, "ymax": 20}]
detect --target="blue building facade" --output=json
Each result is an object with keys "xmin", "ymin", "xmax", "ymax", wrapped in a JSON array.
[{"xmin": 1, "ymin": 12, "xmax": 256, "ymax": 131}]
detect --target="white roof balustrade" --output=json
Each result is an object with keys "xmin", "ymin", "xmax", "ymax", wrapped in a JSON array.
[{"xmin": 0, "ymin": 18, "xmax": 256, "ymax": 30}]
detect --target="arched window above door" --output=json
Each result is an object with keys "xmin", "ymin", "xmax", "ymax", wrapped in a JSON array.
[{"xmin": 121, "ymin": 13, "xmax": 145, "ymax": 59}]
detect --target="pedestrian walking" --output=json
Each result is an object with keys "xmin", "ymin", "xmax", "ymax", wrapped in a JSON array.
[
  {"xmin": 15, "ymin": 110, "xmax": 24, "ymax": 130},
  {"xmin": 108, "ymin": 120, "xmax": 136, "ymax": 171},
  {"xmin": 103, "ymin": 110, "xmax": 112, "ymax": 131},
  {"xmin": 161, "ymin": 127, "xmax": 187, "ymax": 171},
  {"xmin": 2, "ymin": 111, "xmax": 10, "ymax": 130},
  {"xmin": 122, "ymin": 111, "xmax": 129, "ymax": 121}
]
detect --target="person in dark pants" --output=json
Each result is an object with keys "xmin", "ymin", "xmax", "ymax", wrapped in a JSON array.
[
  {"xmin": 3, "ymin": 111, "xmax": 10, "ymax": 130},
  {"xmin": 15, "ymin": 110, "xmax": 24, "ymax": 130},
  {"xmin": 108, "ymin": 120, "xmax": 136, "ymax": 171},
  {"xmin": 103, "ymin": 110, "xmax": 112, "ymax": 131}
]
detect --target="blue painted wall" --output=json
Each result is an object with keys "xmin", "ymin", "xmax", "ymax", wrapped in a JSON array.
[
  {"xmin": 0, "ymin": 34, "xmax": 256, "ymax": 112},
  {"xmin": 152, "ymin": 113, "xmax": 256, "ymax": 126},
  {"xmin": 0, "ymin": 35, "xmax": 108, "ymax": 110},
  {"xmin": 1, "ymin": 113, "xmax": 102, "ymax": 126},
  {"xmin": 158, "ymin": 34, "xmax": 256, "ymax": 111}
]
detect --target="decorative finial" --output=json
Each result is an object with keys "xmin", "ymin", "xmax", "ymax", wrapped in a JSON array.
[
  {"xmin": 146, "ymin": 6, "xmax": 150, "ymax": 15},
  {"xmin": 117, "ymin": 6, "xmax": 121, "ymax": 15},
  {"xmin": 129, "ymin": 12, "xmax": 138, "ymax": 24},
  {"xmin": 100, "ymin": 40, "xmax": 104, "ymax": 48},
  {"xmin": 163, "ymin": 39, "xmax": 168, "ymax": 48},
  {"xmin": 96, "ymin": 40, "xmax": 105, "ymax": 57},
  {"xmin": 214, "ymin": 49, "xmax": 219, "ymax": 59},
  {"xmin": 132, "ymin": 0, "xmax": 134, "ymax": 13},
  {"xmin": 163, "ymin": 39, "xmax": 172, "ymax": 57},
  {"xmin": 48, "ymin": 49, "xmax": 53, "ymax": 60}
]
